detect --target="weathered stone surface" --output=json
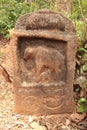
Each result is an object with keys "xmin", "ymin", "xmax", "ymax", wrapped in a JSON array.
[
  {"xmin": 10, "ymin": 10, "xmax": 77, "ymax": 115},
  {"xmin": 14, "ymin": 9, "xmax": 76, "ymax": 34}
]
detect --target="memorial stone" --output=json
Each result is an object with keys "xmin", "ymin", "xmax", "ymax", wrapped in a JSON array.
[{"xmin": 10, "ymin": 10, "xmax": 77, "ymax": 115}]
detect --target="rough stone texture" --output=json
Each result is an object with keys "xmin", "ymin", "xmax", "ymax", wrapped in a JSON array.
[
  {"xmin": 14, "ymin": 9, "xmax": 76, "ymax": 34},
  {"xmin": 10, "ymin": 10, "xmax": 77, "ymax": 115}
]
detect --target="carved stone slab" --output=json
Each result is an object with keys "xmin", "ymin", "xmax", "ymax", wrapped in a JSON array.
[{"xmin": 10, "ymin": 10, "xmax": 77, "ymax": 115}]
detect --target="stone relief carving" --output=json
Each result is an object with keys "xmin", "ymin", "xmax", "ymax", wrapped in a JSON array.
[
  {"xmin": 44, "ymin": 96, "xmax": 64, "ymax": 110},
  {"xmin": 23, "ymin": 46, "xmax": 64, "ymax": 82},
  {"xmin": 11, "ymin": 9, "xmax": 77, "ymax": 115}
]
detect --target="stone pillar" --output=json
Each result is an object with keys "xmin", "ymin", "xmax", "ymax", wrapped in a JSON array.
[{"xmin": 10, "ymin": 10, "xmax": 77, "ymax": 115}]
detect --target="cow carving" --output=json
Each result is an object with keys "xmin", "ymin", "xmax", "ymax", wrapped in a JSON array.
[{"xmin": 24, "ymin": 46, "xmax": 64, "ymax": 76}]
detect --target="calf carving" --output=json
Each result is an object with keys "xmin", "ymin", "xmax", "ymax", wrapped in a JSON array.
[{"xmin": 24, "ymin": 46, "xmax": 64, "ymax": 76}]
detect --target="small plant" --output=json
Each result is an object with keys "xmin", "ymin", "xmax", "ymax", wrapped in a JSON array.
[
  {"xmin": 78, "ymin": 97, "xmax": 87, "ymax": 113},
  {"xmin": 0, "ymin": 0, "xmax": 30, "ymax": 36}
]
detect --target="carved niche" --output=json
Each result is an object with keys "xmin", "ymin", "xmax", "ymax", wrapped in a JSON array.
[
  {"xmin": 10, "ymin": 10, "xmax": 77, "ymax": 115},
  {"xmin": 19, "ymin": 38, "xmax": 66, "ymax": 84}
]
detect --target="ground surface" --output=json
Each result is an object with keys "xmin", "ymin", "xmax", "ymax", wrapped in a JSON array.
[{"xmin": 0, "ymin": 36, "xmax": 87, "ymax": 130}]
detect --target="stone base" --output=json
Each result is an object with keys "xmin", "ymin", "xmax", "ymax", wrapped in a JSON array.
[{"xmin": 13, "ymin": 83, "xmax": 74, "ymax": 115}]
